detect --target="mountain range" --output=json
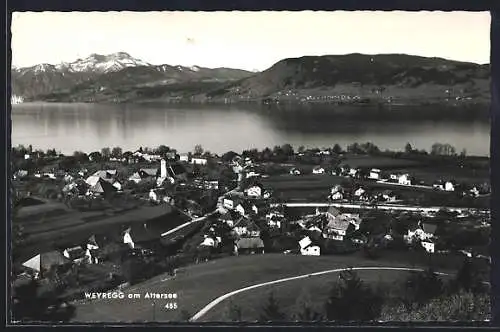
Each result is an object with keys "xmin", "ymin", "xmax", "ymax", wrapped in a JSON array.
[
  {"xmin": 11, "ymin": 52, "xmax": 490, "ymax": 104},
  {"xmin": 11, "ymin": 52, "xmax": 253, "ymax": 101}
]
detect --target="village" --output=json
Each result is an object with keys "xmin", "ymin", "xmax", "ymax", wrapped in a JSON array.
[{"xmin": 10, "ymin": 142, "xmax": 491, "ymax": 320}]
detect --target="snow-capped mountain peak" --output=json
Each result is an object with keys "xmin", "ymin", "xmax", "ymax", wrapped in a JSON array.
[
  {"xmin": 190, "ymin": 66, "xmax": 200, "ymax": 72},
  {"xmin": 32, "ymin": 64, "xmax": 55, "ymax": 73},
  {"xmin": 61, "ymin": 52, "xmax": 151, "ymax": 73}
]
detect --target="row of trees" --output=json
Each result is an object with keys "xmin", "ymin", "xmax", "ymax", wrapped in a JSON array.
[
  {"xmin": 224, "ymin": 261, "xmax": 489, "ymax": 322},
  {"xmin": 12, "ymin": 140, "xmax": 467, "ymax": 168}
]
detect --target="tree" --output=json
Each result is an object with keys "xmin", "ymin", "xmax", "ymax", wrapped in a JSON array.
[
  {"xmin": 453, "ymin": 258, "xmax": 485, "ymax": 294},
  {"xmin": 111, "ymin": 147, "xmax": 123, "ymax": 158},
  {"xmin": 194, "ymin": 144, "xmax": 204, "ymax": 156},
  {"xmin": 225, "ymin": 300, "xmax": 243, "ymax": 322},
  {"xmin": 156, "ymin": 145, "xmax": 170, "ymax": 155},
  {"xmin": 332, "ymin": 144, "xmax": 343, "ymax": 155},
  {"xmin": 46, "ymin": 148, "xmax": 58, "ymax": 157},
  {"xmin": 401, "ymin": 268, "xmax": 444, "ymax": 310},
  {"xmin": 404, "ymin": 143, "xmax": 413, "ymax": 154},
  {"xmin": 221, "ymin": 151, "xmax": 238, "ymax": 163},
  {"xmin": 12, "ymin": 277, "xmax": 76, "ymax": 322},
  {"xmin": 281, "ymin": 143, "xmax": 295, "ymax": 157},
  {"xmin": 100, "ymin": 147, "xmax": 111, "ymax": 160},
  {"xmin": 88, "ymin": 151, "xmax": 102, "ymax": 162},
  {"xmin": 58, "ymin": 156, "xmax": 78, "ymax": 171},
  {"xmin": 73, "ymin": 151, "xmax": 89, "ymax": 164},
  {"xmin": 293, "ymin": 290, "xmax": 324, "ymax": 321},
  {"xmin": 324, "ymin": 269, "xmax": 384, "ymax": 321},
  {"xmin": 297, "ymin": 146, "xmax": 306, "ymax": 154},
  {"xmin": 259, "ymin": 292, "xmax": 287, "ymax": 321},
  {"xmin": 460, "ymin": 149, "xmax": 467, "ymax": 158}
]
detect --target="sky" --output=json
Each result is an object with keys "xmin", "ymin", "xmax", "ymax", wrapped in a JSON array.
[{"xmin": 11, "ymin": 11, "xmax": 491, "ymax": 71}]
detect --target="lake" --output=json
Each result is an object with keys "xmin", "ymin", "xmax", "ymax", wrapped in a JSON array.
[{"xmin": 11, "ymin": 102, "xmax": 491, "ymax": 157}]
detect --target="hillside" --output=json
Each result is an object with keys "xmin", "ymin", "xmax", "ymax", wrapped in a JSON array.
[
  {"xmin": 11, "ymin": 52, "xmax": 254, "ymax": 101},
  {"xmin": 14, "ymin": 53, "xmax": 491, "ymax": 105},
  {"xmin": 208, "ymin": 54, "xmax": 490, "ymax": 104}
]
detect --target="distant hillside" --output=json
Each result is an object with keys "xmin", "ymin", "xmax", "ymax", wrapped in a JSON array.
[
  {"xmin": 208, "ymin": 54, "xmax": 490, "ymax": 104},
  {"xmin": 11, "ymin": 52, "xmax": 254, "ymax": 101},
  {"xmin": 16, "ymin": 53, "xmax": 490, "ymax": 105}
]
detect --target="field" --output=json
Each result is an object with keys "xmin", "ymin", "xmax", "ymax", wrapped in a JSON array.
[
  {"xmin": 14, "ymin": 200, "xmax": 180, "ymax": 264},
  {"xmin": 71, "ymin": 253, "xmax": 461, "ymax": 323},
  {"xmin": 199, "ymin": 269, "xmax": 447, "ymax": 322},
  {"xmin": 340, "ymin": 155, "xmax": 425, "ymax": 169}
]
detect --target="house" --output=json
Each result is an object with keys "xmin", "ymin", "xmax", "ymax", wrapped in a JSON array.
[
  {"xmin": 330, "ymin": 185, "xmax": 343, "ymax": 195},
  {"xmin": 246, "ymin": 171, "xmax": 261, "ymax": 179},
  {"xmin": 245, "ymin": 184, "xmax": 263, "ymax": 198},
  {"xmin": 326, "ymin": 206, "xmax": 341, "ymax": 223},
  {"xmin": 404, "ymin": 222, "xmax": 436, "ymax": 244},
  {"xmin": 22, "ymin": 251, "xmax": 71, "ymax": 277},
  {"xmin": 390, "ymin": 174, "xmax": 399, "ymax": 181},
  {"xmin": 469, "ymin": 187, "xmax": 480, "ymax": 197},
  {"xmin": 312, "ymin": 166, "xmax": 325, "ymax": 175},
  {"xmin": 87, "ymin": 177, "xmax": 117, "ymax": 196},
  {"xmin": 263, "ymin": 190, "xmax": 272, "ymax": 199},
  {"xmin": 123, "ymin": 228, "xmax": 135, "ymax": 249},
  {"xmin": 63, "ymin": 246, "xmax": 90, "ymax": 264},
  {"xmin": 330, "ymin": 192, "xmax": 344, "ymax": 201},
  {"xmin": 354, "ymin": 187, "xmax": 366, "ymax": 198},
  {"xmin": 223, "ymin": 196, "xmax": 242, "ymax": 210},
  {"xmin": 349, "ymin": 168, "xmax": 358, "ymax": 177},
  {"xmin": 233, "ymin": 218, "xmax": 261, "ymax": 237},
  {"xmin": 235, "ymin": 237, "xmax": 265, "ymax": 255},
  {"xmin": 149, "ymin": 189, "xmax": 159, "ymax": 203},
  {"xmin": 433, "ymin": 182, "xmax": 445, "ymax": 191},
  {"xmin": 128, "ymin": 172, "xmax": 143, "ymax": 184},
  {"xmin": 179, "ymin": 154, "xmax": 190, "ymax": 163},
  {"xmin": 421, "ymin": 241, "xmax": 435, "ymax": 253},
  {"xmin": 324, "ymin": 216, "xmax": 352, "ymax": 241},
  {"xmin": 299, "ymin": 236, "xmax": 321, "ymax": 256},
  {"xmin": 444, "ymin": 181, "xmax": 455, "ymax": 192},
  {"xmin": 200, "ymin": 235, "xmax": 218, "ymax": 247},
  {"xmin": 15, "ymin": 170, "xmax": 29, "ymax": 179},
  {"xmin": 236, "ymin": 201, "xmax": 257, "ymax": 216},
  {"xmin": 165, "ymin": 152, "xmax": 177, "ymax": 160},
  {"xmin": 381, "ymin": 190, "xmax": 397, "ymax": 202},
  {"xmin": 300, "ymin": 245, "xmax": 321, "ymax": 256},
  {"xmin": 290, "ymin": 168, "xmax": 301, "ymax": 175},
  {"xmin": 369, "ymin": 168, "xmax": 381, "ymax": 180},
  {"xmin": 398, "ymin": 174, "xmax": 412, "ymax": 186},
  {"xmin": 191, "ymin": 157, "xmax": 208, "ymax": 165}
]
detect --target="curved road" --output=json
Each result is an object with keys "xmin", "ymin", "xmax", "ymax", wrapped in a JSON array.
[{"xmin": 189, "ymin": 266, "xmax": 450, "ymax": 322}]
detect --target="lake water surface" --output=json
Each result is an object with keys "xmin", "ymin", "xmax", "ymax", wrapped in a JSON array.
[{"xmin": 11, "ymin": 102, "xmax": 490, "ymax": 156}]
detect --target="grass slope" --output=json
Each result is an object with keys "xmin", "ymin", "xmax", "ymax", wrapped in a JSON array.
[{"xmin": 71, "ymin": 253, "xmax": 455, "ymax": 323}]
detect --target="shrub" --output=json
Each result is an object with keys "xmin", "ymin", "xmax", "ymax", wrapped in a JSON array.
[
  {"xmin": 324, "ymin": 269, "xmax": 384, "ymax": 321},
  {"xmin": 259, "ymin": 292, "xmax": 287, "ymax": 322},
  {"xmin": 379, "ymin": 291, "xmax": 490, "ymax": 321}
]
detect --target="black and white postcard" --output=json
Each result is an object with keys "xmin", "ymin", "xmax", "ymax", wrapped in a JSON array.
[{"xmin": 9, "ymin": 11, "xmax": 492, "ymax": 324}]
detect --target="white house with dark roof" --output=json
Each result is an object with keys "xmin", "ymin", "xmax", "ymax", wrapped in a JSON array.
[
  {"xmin": 398, "ymin": 173, "xmax": 412, "ymax": 186},
  {"xmin": 444, "ymin": 181, "xmax": 455, "ymax": 192},
  {"xmin": 245, "ymin": 184, "xmax": 263, "ymax": 198},
  {"xmin": 312, "ymin": 166, "xmax": 325, "ymax": 175},
  {"xmin": 369, "ymin": 168, "xmax": 381, "ymax": 180},
  {"xmin": 191, "ymin": 157, "xmax": 208, "ymax": 165},
  {"xmin": 299, "ymin": 236, "xmax": 321, "ymax": 256}
]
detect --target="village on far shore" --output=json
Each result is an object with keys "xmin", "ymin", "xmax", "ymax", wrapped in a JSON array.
[{"xmin": 11, "ymin": 141, "xmax": 491, "ymax": 318}]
